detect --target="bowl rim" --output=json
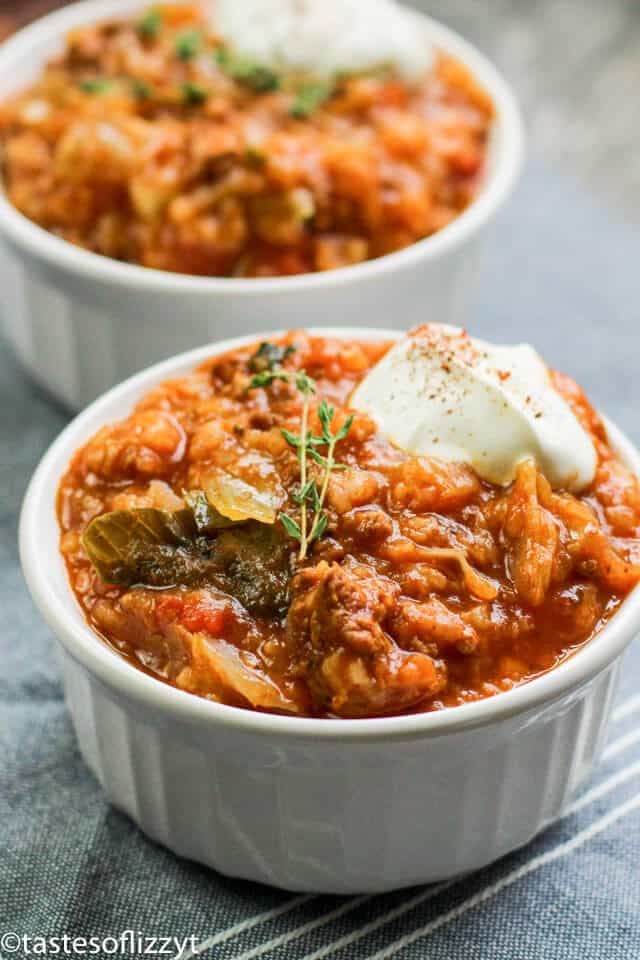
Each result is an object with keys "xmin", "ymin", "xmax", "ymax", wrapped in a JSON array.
[
  {"xmin": 19, "ymin": 325, "xmax": 640, "ymax": 742},
  {"xmin": 0, "ymin": 0, "xmax": 523, "ymax": 295}
]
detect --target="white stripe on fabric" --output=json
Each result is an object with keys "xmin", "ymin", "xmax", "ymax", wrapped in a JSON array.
[
  {"xmin": 232, "ymin": 895, "xmax": 371, "ymax": 960},
  {"xmin": 299, "ymin": 881, "xmax": 457, "ymax": 960},
  {"xmin": 611, "ymin": 692, "xmax": 640, "ymax": 724},
  {"xmin": 602, "ymin": 726, "xmax": 640, "ymax": 763},
  {"xmin": 179, "ymin": 895, "xmax": 314, "ymax": 960},
  {"xmin": 565, "ymin": 758, "xmax": 640, "ymax": 817},
  {"xmin": 365, "ymin": 791, "xmax": 640, "ymax": 959}
]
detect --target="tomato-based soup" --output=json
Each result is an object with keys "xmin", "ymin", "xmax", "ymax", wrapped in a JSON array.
[
  {"xmin": 57, "ymin": 334, "xmax": 640, "ymax": 718},
  {"xmin": 0, "ymin": 4, "xmax": 492, "ymax": 277}
]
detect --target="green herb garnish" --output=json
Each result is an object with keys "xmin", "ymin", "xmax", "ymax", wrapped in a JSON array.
[
  {"xmin": 137, "ymin": 8, "xmax": 163, "ymax": 39},
  {"xmin": 290, "ymin": 81, "xmax": 333, "ymax": 118},
  {"xmin": 181, "ymin": 82, "xmax": 208, "ymax": 105},
  {"xmin": 78, "ymin": 77, "xmax": 116, "ymax": 95},
  {"xmin": 131, "ymin": 79, "xmax": 153, "ymax": 100},
  {"xmin": 215, "ymin": 47, "xmax": 280, "ymax": 92},
  {"xmin": 175, "ymin": 29, "xmax": 202, "ymax": 61},
  {"xmin": 248, "ymin": 346, "xmax": 352, "ymax": 560},
  {"xmin": 249, "ymin": 341, "xmax": 296, "ymax": 375},
  {"xmin": 280, "ymin": 392, "xmax": 353, "ymax": 560}
]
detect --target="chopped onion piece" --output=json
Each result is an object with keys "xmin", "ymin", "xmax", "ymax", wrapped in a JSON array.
[
  {"xmin": 205, "ymin": 470, "xmax": 279, "ymax": 524},
  {"xmin": 419, "ymin": 548, "xmax": 499, "ymax": 601},
  {"xmin": 192, "ymin": 634, "xmax": 300, "ymax": 713}
]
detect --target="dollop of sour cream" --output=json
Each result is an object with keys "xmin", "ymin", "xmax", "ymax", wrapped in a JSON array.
[
  {"xmin": 212, "ymin": 0, "xmax": 433, "ymax": 81},
  {"xmin": 350, "ymin": 325, "xmax": 597, "ymax": 492}
]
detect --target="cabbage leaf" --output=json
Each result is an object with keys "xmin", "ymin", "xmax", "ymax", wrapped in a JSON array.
[{"xmin": 82, "ymin": 506, "xmax": 292, "ymax": 615}]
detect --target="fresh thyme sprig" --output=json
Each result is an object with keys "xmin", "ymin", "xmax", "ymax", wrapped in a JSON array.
[
  {"xmin": 247, "ymin": 344, "xmax": 353, "ymax": 560},
  {"xmin": 280, "ymin": 370, "xmax": 316, "ymax": 557},
  {"xmin": 309, "ymin": 399, "xmax": 353, "ymax": 541}
]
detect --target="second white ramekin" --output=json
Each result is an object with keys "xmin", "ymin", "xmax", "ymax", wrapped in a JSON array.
[
  {"xmin": 19, "ymin": 327, "xmax": 640, "ymax": 893},
  {"xmin": 0, "ymin": 0, "xmax": 523, "ymax": 410}
]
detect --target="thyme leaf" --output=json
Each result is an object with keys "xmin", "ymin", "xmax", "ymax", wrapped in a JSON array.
[
  {"xmin": 248, "ymin": 369, "xmax": 291, "ymax": 389},
  {"xmin": 280, "ymin": 513, "xmax": 302, "ymax": 540}
]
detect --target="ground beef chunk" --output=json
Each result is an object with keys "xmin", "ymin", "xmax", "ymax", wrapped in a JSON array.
[{"xmin": 287, "ymin": 560, "xmax": 444, "ymax": 717}]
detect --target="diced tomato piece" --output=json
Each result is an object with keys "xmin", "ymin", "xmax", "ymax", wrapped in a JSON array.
[
  {"xmin": 155, "ymin": 594, "xmax": 185, "ymax": 622},
  {"xmin": 180, "ymin": 595, "xmax": 229, "ymax": 635}
]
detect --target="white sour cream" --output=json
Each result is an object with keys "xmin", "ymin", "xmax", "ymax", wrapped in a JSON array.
[
  {"xmin": 350, "ymin": 325, "xmax": 597, "ymax": 492},
  {"xmin": 212, "ymin": 0, "xmax": 433, "ymax": 81}
]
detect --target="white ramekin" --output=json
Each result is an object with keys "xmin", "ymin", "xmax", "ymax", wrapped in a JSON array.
[
  {"xmin": 0, "ymin": 0, "xmax": 523, "ymax": 411},
  {"xmin": 19, "ymin": 327, "xmax": 640, "ymax": 894}
]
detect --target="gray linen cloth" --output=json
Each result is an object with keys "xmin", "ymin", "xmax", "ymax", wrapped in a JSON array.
[{"xmin": 1, "ymin": 158, "xmax": 639, "ymax": 958}]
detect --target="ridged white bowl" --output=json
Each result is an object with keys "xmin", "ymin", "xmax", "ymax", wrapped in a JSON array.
[
  {"xmin": 0, "ymin": 0, "xmax": 523, "ymax": 410},
  {"xmin": 19, "ymin": 328, "xmax": 640, "ymax": 893}
]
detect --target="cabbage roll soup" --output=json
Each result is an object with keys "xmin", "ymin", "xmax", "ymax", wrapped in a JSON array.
[
  {"xmin": 0, "ymin": 1, "xmax": 493, "ymax": 277},
  {"xmin": 57, "ymin": 327, "xmax": 640, "ymax": 718}
]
